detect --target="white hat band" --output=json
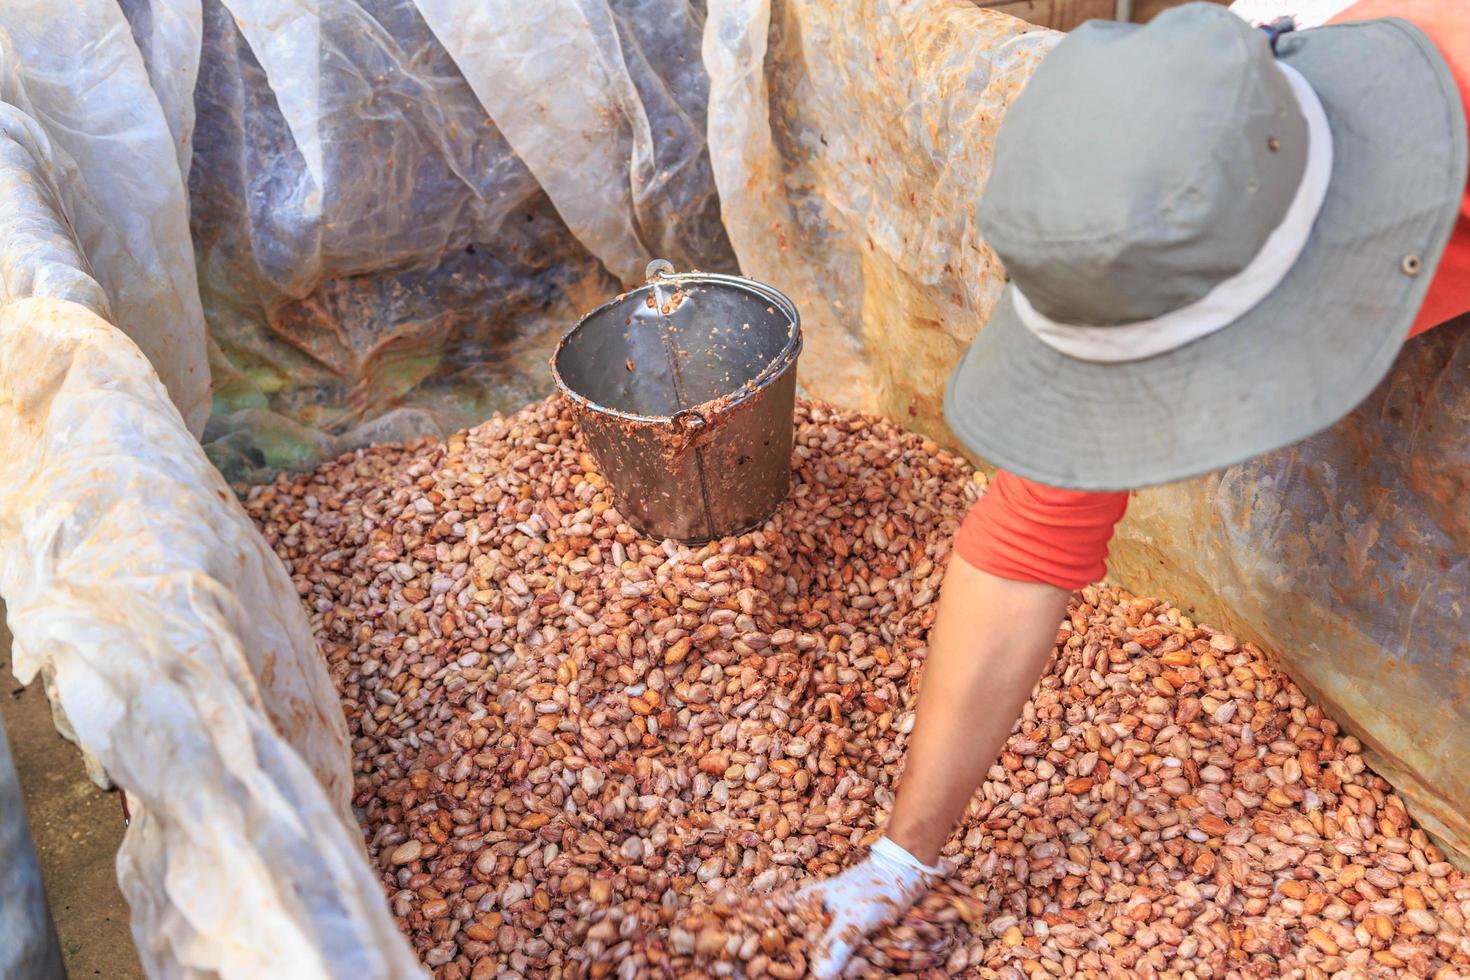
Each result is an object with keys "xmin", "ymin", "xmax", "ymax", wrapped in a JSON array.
[{"xmin": 1012, "ymin": 61, "xmax": 1335, "ymax": 365}]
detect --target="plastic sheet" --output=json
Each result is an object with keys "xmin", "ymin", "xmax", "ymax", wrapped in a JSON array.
[
  {"xmin": 182, "ymin": 0, "xmax": 596, "ymax": 480},
  {"xmin": 0, "ymin": 297, "xmax": 426, "ymax": 979},
  {"xmin": 0, "ymin": 41, "xmax": 424, "ymax": 977},
  {"xmin": 118, "ymin": 0, "xmax": 204, "ymax": 183},
  {"xmin": 704, "ymin": 0, "xmax": 1060, "ymax": 419},
  {"xmin": 1111, "ymin": 317, "xmax": 1470, "ymax": 864},
  {"xmin": 1, "ymin": 0, "xmax": 211, "ymax": 434},
  {"xmin": 181, "ymin": 0, "xmax": 741, "ymax": 482},
  {"xmin": 414, "ymin": 0, "xmax": 734, "ymax": 285}
]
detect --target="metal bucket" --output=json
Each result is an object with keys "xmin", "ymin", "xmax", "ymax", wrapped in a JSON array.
[{"xmin": 551, "ymin": 259, "xmax": 802, "ymax": 543}]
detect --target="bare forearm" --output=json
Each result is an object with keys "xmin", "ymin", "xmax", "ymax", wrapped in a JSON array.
[{"xmin": 885, "ymin": 557, "xmax": 1070, "ymax": 865}]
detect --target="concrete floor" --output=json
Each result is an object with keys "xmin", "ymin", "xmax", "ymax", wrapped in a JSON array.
[{"xmin": 1, "ymin": 628, "xmax": 144, "ymax": 980}]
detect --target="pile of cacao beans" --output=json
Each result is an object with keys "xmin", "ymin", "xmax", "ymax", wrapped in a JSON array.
[{"xmin": 247, "ymin": 397, "xmax": 1470, "ymax": 979}]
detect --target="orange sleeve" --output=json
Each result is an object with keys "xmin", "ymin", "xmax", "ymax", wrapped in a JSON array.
[{"xmin": 953, "ymin": 470, "xmax": 1129, "ymax": 591}]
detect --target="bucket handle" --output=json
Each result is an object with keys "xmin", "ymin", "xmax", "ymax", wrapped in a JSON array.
[
  {"xmin": 670, "ymin": 408, "xmax": 706, "ymax": 432},
  {"xmin": 646, "ymin": 258, "xmax": 676, "ymax": 280}
]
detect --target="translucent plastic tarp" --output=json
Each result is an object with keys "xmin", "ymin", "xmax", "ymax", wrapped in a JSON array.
[
  {"xmin": 1, "ymin": 0, "xmax": 210, "ymax": 435},
  {"xmin": 1111, "ymin": 317, "xmax": 1470, "ymax": 865},
  {"xmin": 705, "ymin": 0, "xmax": 1470, "ymax": 865},
  {"xmin": 186, "ymin": 0, "xmax": 739, "ymax": 484},
  {"xmin": 0, "ymin": 12, "xmax": 424, "ymax": 977},
  {"xmin": 0, "ymin": 295, "xmax": 425, "ymax": 980},
  {"xmin": 703, "ymin": 0, "xmax": 1060, "ymax": 420}
]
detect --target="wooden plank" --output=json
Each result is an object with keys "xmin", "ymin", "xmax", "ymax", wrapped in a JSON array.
[
  {"xmin": 978, "ymin": 0, "xmax": 1116, "ymax": 32},
  {"xmin": 979, "ymin": 0, "xmax": 1227, "ymax": 29},
  {"xmin": 1131, "ymin": 0, "xmax": 1227, "ymax": 22}
]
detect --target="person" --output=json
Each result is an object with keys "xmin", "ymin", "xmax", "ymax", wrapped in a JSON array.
[{"xmin": 799, "ymin": 1, "xmax": 1470, "ymax": 975}]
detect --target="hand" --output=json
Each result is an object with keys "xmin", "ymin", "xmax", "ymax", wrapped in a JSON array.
[
  {"xmin": 798, "ymin": 837, "xmax": 942, "ymax": 978},
  {"xmin": 884, "ymin": 558, "xmax": 1070, "ymax": 866}
]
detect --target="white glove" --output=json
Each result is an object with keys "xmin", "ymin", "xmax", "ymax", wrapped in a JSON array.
[{"xmin": 798, "ymin": 837, "xmax": 942, "ymax": 979}]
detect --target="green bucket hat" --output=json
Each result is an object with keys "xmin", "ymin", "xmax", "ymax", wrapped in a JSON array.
[{"xmin": 945, "ymin": 3, "xmax": 1467, "ymax": 491}]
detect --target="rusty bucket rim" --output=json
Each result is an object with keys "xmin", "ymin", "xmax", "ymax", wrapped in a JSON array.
[{"xmin": 549, "ymin": 269, "xmax": 803, "ymax": 426}]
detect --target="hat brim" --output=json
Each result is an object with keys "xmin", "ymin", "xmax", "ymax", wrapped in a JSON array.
[{"xmin": 945, "ymin": 18, "xmax": 1468, "ymax": 491}]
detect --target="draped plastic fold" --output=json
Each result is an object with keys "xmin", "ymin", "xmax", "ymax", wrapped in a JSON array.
[
  {"xmin": 703, "ymin": 0, "xmax": 1058, "ymax": 418},
  {"xmin": 183, "ymin": 0, "xmax": 737, "ymax": 484},
  {"xmin": 0, "ymin": 0, "xmax": 210, "ymax": 435},
  {"xmin": 0, "ymin": 18, "xmax": 425, "ymax": 977},
  {"xmin": 698, "ymin": 0, "xmax": 1470, "ymax": 864},
  {"xmin": 0, "ymin": 291, "xmax": 425, "ymax": 979}
]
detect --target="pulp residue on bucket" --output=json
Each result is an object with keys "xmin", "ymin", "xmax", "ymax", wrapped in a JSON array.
[{"xmin": 551, "ymin": 267, "xmax": 802, "ymax": 542}]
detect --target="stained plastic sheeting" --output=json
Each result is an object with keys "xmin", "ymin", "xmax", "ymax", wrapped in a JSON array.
[
  {"xmin": 1111, "ymin": 320, "xmax": 1470, "ymax": 865},
  {"xmin": 0, "ymin": 17, "xmax": 424, "ymax": 978},
  {"xmin": 0, "ymin": 189, "xmax": 428, "ymax": 974},
  {"xmin": 0, "ymin": 0, "xmax": 210, "ymax": 435},
  {"xmin": 0, "ymin": 296, "xmax": 424, "ymax": 979},
  {"xmin": 704, "ymin": 0, "xmax": 1059, "ymax": 419},
  {"xmin": 181, "ymin": 0, "xmax": 737, "ymax": 483},
  {"xmin": 702, "ymin": 0, "xmax": 1470, "ymax": 864}
]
